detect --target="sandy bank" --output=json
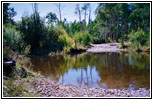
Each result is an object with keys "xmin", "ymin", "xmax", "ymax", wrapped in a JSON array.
[{"xmin": 87, "ymin": 43, "xmax": 126, "ymax": 53}]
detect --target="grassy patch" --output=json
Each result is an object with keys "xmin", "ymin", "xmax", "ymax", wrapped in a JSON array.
[
  {"xmin": 3, "ymin": 52, "xmax": 43, "ymax": 97},
  {"xmin": 3, "ymin": 47, "xmax": 11, "ymax": 57},
  {"xmin": 3, "ymin": 78, "xmax": 38, "ymax": 97}
]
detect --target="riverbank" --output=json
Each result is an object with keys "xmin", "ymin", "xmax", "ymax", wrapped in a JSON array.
[
  {"xmin": 27, "ymin": 77, "xmax": 150, "ymax": 97},
  {"xmin": 87, "ymin": 43, "xmax": 126, "ymax": 53},
  {"xmin": 87, "ymin": 42, "xmax": 150, "ymax": 53},
  {"xmin": 3, "ymin": 44, "xmax": 150, "ymax": 97},
  {"xmin": 3, "ymin": 76, "xmax": 150, "ymax": 97}
]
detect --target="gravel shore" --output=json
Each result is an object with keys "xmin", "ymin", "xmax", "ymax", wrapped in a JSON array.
[
  {"xmin": 29, "ymin": 78, "xmax": 150, "ymax": 97},
  {"xmin": 87, "ymin": 43, "xmax": 126, "ymax": 53}
]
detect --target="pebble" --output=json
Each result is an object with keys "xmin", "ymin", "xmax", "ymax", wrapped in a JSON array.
[{"xmin": 31, "ymin": 78, "xmax": 150, "ymax": 97}]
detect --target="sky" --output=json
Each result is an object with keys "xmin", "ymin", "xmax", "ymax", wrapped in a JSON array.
[{"xmin": 10, "ymin": 3, "xmax": 99, "ymax": 23}]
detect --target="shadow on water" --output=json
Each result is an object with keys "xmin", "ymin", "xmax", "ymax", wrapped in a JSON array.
[{"xmin": 28, "ymin": 52, "xmax": 150, "ymax": 89}]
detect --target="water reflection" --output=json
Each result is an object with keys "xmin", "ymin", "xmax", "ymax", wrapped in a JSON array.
[{"xmin": 29, "ymin": 52, "xmax": 150, "ymax": 89}]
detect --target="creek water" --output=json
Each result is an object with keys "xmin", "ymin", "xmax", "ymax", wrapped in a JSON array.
[{"xmin": 29, "ymin": 52, "xmax": 150, "ymax": 89}]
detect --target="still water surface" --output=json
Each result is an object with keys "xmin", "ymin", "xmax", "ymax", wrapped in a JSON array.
[{"xmin": 29, "ymin": 52, "xmax": 150, "ymax": 89}]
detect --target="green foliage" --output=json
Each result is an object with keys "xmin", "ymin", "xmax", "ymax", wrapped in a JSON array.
[
  {"xmin": 14, "ymin": 55, "xmax": 42, "ymax": 78},
  {"xmin": 118, "ymin": 39, "xmax": 126, "ymax": 49},
  {"xmin": 3, "ymin": 24, "xmax": 30, "ymax": 54},
  {"xmin": 3, "ymin": 79, "xmax": 38, "ymax": 97},
  {"xmin": 130, "ymin": 29, "xmax": 145, "ymax": 44},
  {"xmin": 3, "ymin": 25, "xmax": 19, "ymax": 46},
  {"xmin": 129, "ymin": 3, "xmax": 150, "ymax": 31},
  {"xmin": 3, "ymin": 3, "xmax": 150, "ymax": 55},
  {"xmin": 3, "ymin": 25, "xmax": 25, "ymax": 52},
  {"xmin": 95, "ymin": 3, "xmax": 150, "ymax": 45},
  {"xmin": 46, "ymin": 12, "xmax": 58, "ymax": 23},
  {"xmin": 95, "ymin": 3, "xmax": 121, "ymax": 41},
  {"xmin": 69, "ymin": 21, "xmax": 82, "ymax": 35},
  {"xmin": 58, "ymin": 32, "xmax": 74, "ymax": 52},
  {"xmin": 128, "ymin": 29, "xmax": 147, "ymax": 50},
  {"xmin": 3, "ymin": 3, "xmax": 10, "ymax": 24},
  {"xmin": 3, "ymin": 3, "xmax": 17, "ymax": 24},
  {"xmin": 19, "ymin": 12, "xmax": 45, "ymax": 54},
  {"xmin": 106, "ymin": 37, "xmax": 114, "ymax": 43},
  {"xmin": 3, "ymin": 79, "xmax": 26, "ymax": 97},
  {"xmin": 90, "ymin": 20, "xmax": 106, "ymax": 43},
  {"xmin": 19, "ymin": 11, "xmax": 75, "ymax": 55},
  {"xmin": 54, "ymin": 25, "xmax": 67, "ymax": 36},
  {"xmin": 3, "ymin": 48, "xmax": 11, "ymax": 57},
  {"xmin": 54, "ymin": 25, "xmax": 75, "ymax": 52},
  {"xmin": 144, "ymin": 28, "xmax": 150, "ymax": 46},
  {"xmin": 60, "ymin": 18, "xmax": 70, "ymax": 34},
  {"xmin": 73, "ymin": 31, "xmax": 92, "ymax": 46}
]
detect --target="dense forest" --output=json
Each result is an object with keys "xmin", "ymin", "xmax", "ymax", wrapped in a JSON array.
[{"xmin": 3, "ymin": 3, "xmax": 150, "ymax": 55}]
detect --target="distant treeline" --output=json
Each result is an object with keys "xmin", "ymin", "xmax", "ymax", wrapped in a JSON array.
[{"xmin": 3, "ymin": 3, "xmax": 150, "ymax": 55}]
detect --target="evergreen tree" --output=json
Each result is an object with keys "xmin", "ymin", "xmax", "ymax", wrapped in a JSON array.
[{"xmin": 3, "ymin": 3, "xmax": 17, "ymax": 24}]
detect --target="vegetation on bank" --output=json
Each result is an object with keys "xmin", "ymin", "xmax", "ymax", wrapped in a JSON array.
[
  {"xmin": 3, "ymin": 3, "xmax": 150, "ymax": 56},
  {"xmin": 3, "ymin": 78, "xmax": 39, "ymax": 97},
  {"xmin": 3, "ymin": 49, "xmax": 42, "ymax": 97}
]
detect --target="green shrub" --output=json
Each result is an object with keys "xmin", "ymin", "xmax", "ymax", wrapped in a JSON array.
[
  {"xmin": 106, "ymin": 37, "xmax": 114, "ymax": 43},
  {"xmin": 3, "ymin": 25, "xmax": 30, "ymax": 54},
  {"xmin": 58, "ymin": 33, "xmax": 74, "ymax": 52},
  {"xmin": 3, "ymin": 25, "xmax": 20, "ymax": 48},
  {"xmin": 3, "ymin": 79, "xmax": 37, "ymax": 97},
  {"xmin": 118, "ymin": 39, "xmax": 126, "ymax": 48},
  {"xmin": 128, "ymin": 29, "xmax": 145, "ymax": 50},
  {"xmin": 73, "ymin": 31, "xmax": 92, "ymax": 46},
  {"xmin": 54, "ymin": 25, "xmax": 74, "ymax": 52},
  {"xmin": 55, "ymin": 25, "xmax": 67, "ymax": 36},
  {"xmin": 19, "ymin": 13, "xmax": 45, "ymax": 54},
  {"xmin": 3, "ymin": 48, "xmax": 11, "ymax": 57}
]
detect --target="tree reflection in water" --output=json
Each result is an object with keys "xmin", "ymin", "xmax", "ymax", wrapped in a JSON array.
[{"xmin": 29, "ymin": 52, "xmax": 150, "ymax": 89}]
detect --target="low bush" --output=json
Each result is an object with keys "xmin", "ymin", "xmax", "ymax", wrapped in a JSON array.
[
  {"xmin": 73, "ymin": 31, "xmax": 92, "ymax": 46},
  {"xmin": 128, "ymin": 29, "xmax": 146, "ymax": 50},
  {"xmin": 58, "ymin": 33, "xmax": 74, "ymax": 52},
  {"xmin": 55, "ymin": 25, "xmax": 74, "ymax": 52},
  {"xmin": 3, "ymin": 25, "xmax": 20, "ymax": 49},
  {"xmin": 3, "ymin": 78, "xmax": 38, "ymax": 97},
  {"xmin": 3, "ymin": 47, "xmax": 11, "ymax": 57},
  {"xmin": 3, "ymin": 25, "xmax": 30, "ymax": 54}
]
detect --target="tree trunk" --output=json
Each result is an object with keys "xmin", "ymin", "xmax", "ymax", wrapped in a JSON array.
[
  {"xmin": 88, "ymin": 6, "xmax": 91, "ymax": 25},
  {"xmin": 75, "ymin": 40, "xmax": 77, "ymax": 50},
  {"xmin": 84, "ymin": 9, "xmax": 86, "ymax": 26},
  {"xmin": 79, "ymin": 9, "xmax": 81, "ymax": 23},
  {"xmin": 59, "ymin": 3, "xmax": 62, "ymax": 22},
  {"xmin": 88, "ymin": 7, "xmax": 91, "ymax": 33}
]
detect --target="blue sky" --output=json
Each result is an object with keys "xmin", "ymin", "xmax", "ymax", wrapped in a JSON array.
[{"xmin": 10, "ymin": 3, "xmax": 99, "ymax": 23}]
